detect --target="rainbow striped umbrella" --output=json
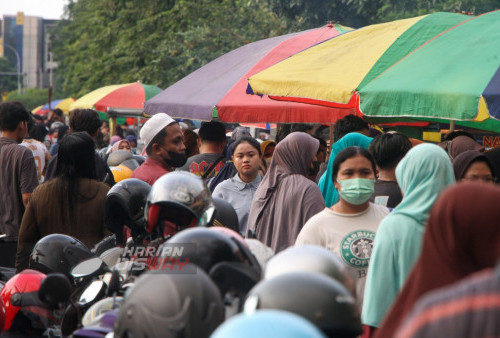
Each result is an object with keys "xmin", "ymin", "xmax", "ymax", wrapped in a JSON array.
[
  {"xmin": 248, "ymin": 11, "xmax": 500, "ymax": 131},
  {"xmin": 71, "ymin": 82, "xmax": 162, "ymax": 113},
  {"xmin": 32, "ymin": 105, "xmax": 44, "ymax": 115},
  {"xmin": 145, "ymin": 24, "xmax": 352, "ymax": 123},
  {"xmin": 33, "ymin": 98, "xmax": 75, "ymax": 115}
]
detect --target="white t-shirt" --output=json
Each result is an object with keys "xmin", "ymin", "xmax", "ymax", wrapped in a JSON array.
[
  {"xmin": 296, "ymin": 203, "xmax": 389, "ymax": 308},
  {"xmin": 21, "ymin": 139, "xmax": 51, "ymax": 183}
]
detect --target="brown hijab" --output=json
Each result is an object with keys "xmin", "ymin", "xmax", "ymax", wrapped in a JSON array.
[
  {"xmin": 452, "ymin": 150, "xmax": 492, "ymax": 180},
  {"xmin": 246, "ymin": 132, "xmax": 325, "ymax": 252},
  {"xmin": 484, "ymin": 147, "xmax": 500, "ymax": 183},
  {"xmin": 446, "ymin": 135, "xmax": 483, "ymax": 159},
  {"xmin": 375, "ymin": 183, "xmax": 500, "ymax": 337}
]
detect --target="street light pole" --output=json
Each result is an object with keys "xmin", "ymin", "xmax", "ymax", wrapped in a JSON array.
[{"xmin": 4, "ymin": 44, "xmax": 22, "ymax": 95}]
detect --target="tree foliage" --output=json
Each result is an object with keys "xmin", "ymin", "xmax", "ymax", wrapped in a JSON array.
[
  {"xmin": 51, "ymin": 0, "xmax": 285, "ymax": 97},
  {"xmin": 270, "ymin": 0, "xmax": 500, "ymax": 28},
  {"xmin": 0, "ymin": 57, "xmax": 18, "ymax": 94},
  {"xmin": 5, "ymin": 88, "xmax": 67, "ymax": 111}
]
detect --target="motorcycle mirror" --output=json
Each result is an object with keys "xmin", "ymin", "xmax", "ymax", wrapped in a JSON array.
[
  {"xmin": 107, "ymin": 270, "xmax": 121, "ymax": 297},
  {"xmin": 72, "ymin": 257, "xmax": 108, "ymax": 278},
  {"xmin": 38, "ymin": 273, "xmax": 72, "ymax": 307},
  {"xmin": 79, "ymin": 280, "xmax": 106, "ymax": 305}
]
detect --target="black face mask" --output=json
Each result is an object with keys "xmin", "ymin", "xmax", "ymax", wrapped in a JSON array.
[
  {"xmin": 308, "ymin": 161, "xmax": 320, "ymax": 176},
  {"xmin": 163, "ymin": 150, "xmax": 187, "ymax": 168}
]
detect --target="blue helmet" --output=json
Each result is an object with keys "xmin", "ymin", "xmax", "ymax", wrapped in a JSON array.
[{"xmin": 210, "ymin": 310, "xmax": 326, "ymax": 338}]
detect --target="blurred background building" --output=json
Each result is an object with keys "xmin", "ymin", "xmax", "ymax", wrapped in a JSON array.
[{"xmin": 1, "ymin": 12, "xmax": 58, "ymax": 92}]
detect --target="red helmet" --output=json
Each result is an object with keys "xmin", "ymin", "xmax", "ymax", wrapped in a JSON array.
[
  {"xmin": 0, "ymin": 296, "xmax": 5, "ymax": 334},
  {"xmin": 0, "ymin": 269, "xmax": 58, "ymax": 334}
]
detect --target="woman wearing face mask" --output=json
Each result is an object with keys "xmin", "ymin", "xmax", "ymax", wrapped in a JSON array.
[
  {"xmin": 212, "ymin": 136, "xmax": 263, "ymax": 235},
  {"xmin": 296, "ymin": 146, "xmax": 389, "ymax": 309},
  {"xmin": 318, "ymin": 133, "xmax": 373, "ymax": 207}
]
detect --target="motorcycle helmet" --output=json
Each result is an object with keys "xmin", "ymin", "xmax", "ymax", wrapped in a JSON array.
[
  {"xmin": 73, "ymin": 308, "xmax": 119, "ymax": 337},
  {"xmin": 92, "ymin": 234, "xmax": 117, "ymax": 256},
  {"xmin": 114, "ymin": 265, "xmax": 224, "ymax": 338},
  {"xmin": 29, "ymin": 234, "xmax": 94, "ymax": 280},
  {"xmin": 209, "ymin": 226, "xmax": 248, "ymax": 248},
  {"xmin": 1, "ymin": 269, "xmax": 58, "ymax": 335},
  {"xmin": 163, "ymin": 227, "xmax": 258, "ymax": 273},
  {"xmin": 107, "ymin": 150, "xmax": 139, "ymax": 169},
  {"xmin": 264, "ymin": 245, "xmax": 355, "ymax": 296},
  {"xmin": 0, "ymin": 295, "xmax": 4, "ymax": 334},
  {"xmin": 211, "ymin": 310, "xmax": 326, "ymax": 338},
  {"xmin": 104, "ymin": 178, "xmax": 152, "ymax": 244},
  {"xmin": 210, "ymin": 197, "xmax": 240, "ymax": 233},
  {"xmin": 161, "ymin": 227, "xmax": 261, "ymax": 298},
  {"xmin": 144, "ymin": 171, "xmax": 215, "ymax": 237},
  {"xmin": 244, "ymin": 272, "xmax": 362, "ymax": 338},
  {"xmin": 244, "ymin": 239, "xmax": 275, "ymax": 267},
  {"xmin": 110, "ymin": 165, "xmax": 134, "ymax": 183},
  {"xmin": 81, "ymin": 296, "xmax": 123, "ymax": 327},
  {"xmin": 108, "ymin": 150, "xmax": 140, "ymax": 183}
]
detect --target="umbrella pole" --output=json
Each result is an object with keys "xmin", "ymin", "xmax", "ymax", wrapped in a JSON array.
[
  {"xmin": 449, "ymin": 120, "xmax": 456, "ymax": 133},
  {"xmin": 109, "ymin": 117, "xmax": 116, "ymax": 138}
]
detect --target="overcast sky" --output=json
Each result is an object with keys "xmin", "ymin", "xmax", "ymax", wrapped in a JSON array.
[{"xmin": 0, "ymin": 0, "xmax": 67, "ymax": 20}]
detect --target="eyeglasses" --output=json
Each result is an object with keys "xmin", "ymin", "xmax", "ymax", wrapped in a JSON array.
[{"xmin": 461, "ymin": 176, "xmax": 497, "ymax": 183}]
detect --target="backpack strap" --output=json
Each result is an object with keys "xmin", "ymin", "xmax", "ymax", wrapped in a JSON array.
[{"xmin": 202, "ymin": 155, "xmax": 225, "ymax": 180}]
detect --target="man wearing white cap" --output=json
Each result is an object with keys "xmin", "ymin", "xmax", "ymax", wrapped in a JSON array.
[{"xmin": 131, "ymin": 113, "xmax": 186, "ymax": 185}]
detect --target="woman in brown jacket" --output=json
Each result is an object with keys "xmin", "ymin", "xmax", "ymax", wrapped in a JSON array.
[{"xmin": 16, "ymin": 131, "xmax": 110, "ymax": 271}]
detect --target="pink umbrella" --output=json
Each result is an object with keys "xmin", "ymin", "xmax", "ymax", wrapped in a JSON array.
[{"xmin": 145, "ymin": 24, "xmax": 355, "ymax": 123}]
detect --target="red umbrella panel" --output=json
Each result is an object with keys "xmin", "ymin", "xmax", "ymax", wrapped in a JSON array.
[{"xmin": 145, "ymin": 24, "xmax": 356, "ymax": 123}]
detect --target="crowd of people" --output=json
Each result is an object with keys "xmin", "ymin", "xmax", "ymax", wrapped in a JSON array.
[{"xmin": 1, "ymin": 100, "xmax": 500, "ymax": 337}]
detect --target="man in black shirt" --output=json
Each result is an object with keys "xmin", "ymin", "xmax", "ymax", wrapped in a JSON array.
[
  {"xmin": 45, "ymin": 109, "xmax": 115, "ymax": 186},
  {"xmin": 179, "ymin": 121, "xmax": 226, "ymax": 179},
  {"xmin": 369, "ymin": 132, "xmax": 412, "ymax": 208}
]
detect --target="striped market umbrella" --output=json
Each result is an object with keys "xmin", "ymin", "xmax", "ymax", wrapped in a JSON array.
[
  {"xmin": 145, "ymin": 24, "xmax": 354, "ymax": 123},
  {"xmin": 71, "ymin": 82, "xmax": 162, "ymax": 113},
  {"xmin": 33, "ymin": 98, "xmax": 75, "ymax": 115},
  {"xmin": 248, "ymin": 11, "xmax": 500, "ymax": 132},
  {"xmin": 32, "ymin": 105, "xmax": 44, "ymax": 115}
]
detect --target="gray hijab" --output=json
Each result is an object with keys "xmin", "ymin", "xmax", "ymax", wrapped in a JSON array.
[{"xmin": 247, "ymin": 132, "xmax": 325, "ymax": 252}]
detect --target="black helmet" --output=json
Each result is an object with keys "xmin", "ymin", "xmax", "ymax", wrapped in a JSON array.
[
  {"xmin": 244, "ymin": 272, "xmax": 362, "ymax": 338},
  {"xmin": 114, "ymin": 266, "xmax": 224, "ymax": 338},
  {"xmin": 29, "ymin": 234, "xmax": 94, "ymax": 280},
  {"xmin": 161, "ymin": 228, "xmax": 261, "ymax": 297},
  {"xmin": 210, "ymin": 197, "xmax": 240, "ymax": 233},
  {"xmin": 104, "ymin": 178, "xmax": 151, "ymax": 244},
  {"xmin": 264, "ymin": 245, "xmax": 355, "ymax": 295},
  {"xmin": 144, "ymin": 171, "xmax": 215, "ymax": 238}
]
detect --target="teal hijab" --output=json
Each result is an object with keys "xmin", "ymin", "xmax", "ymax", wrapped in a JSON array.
[
  {"xmin": 318, "ymin": 133, "xmax": 373, "ymax": 207},
  {"xmin": 361, "ymin": 143, "xmax": 456, "ymax": 328},
  {"xmin": 392, "ymin": 143, "xmax": 456, "ymax": 224}
]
